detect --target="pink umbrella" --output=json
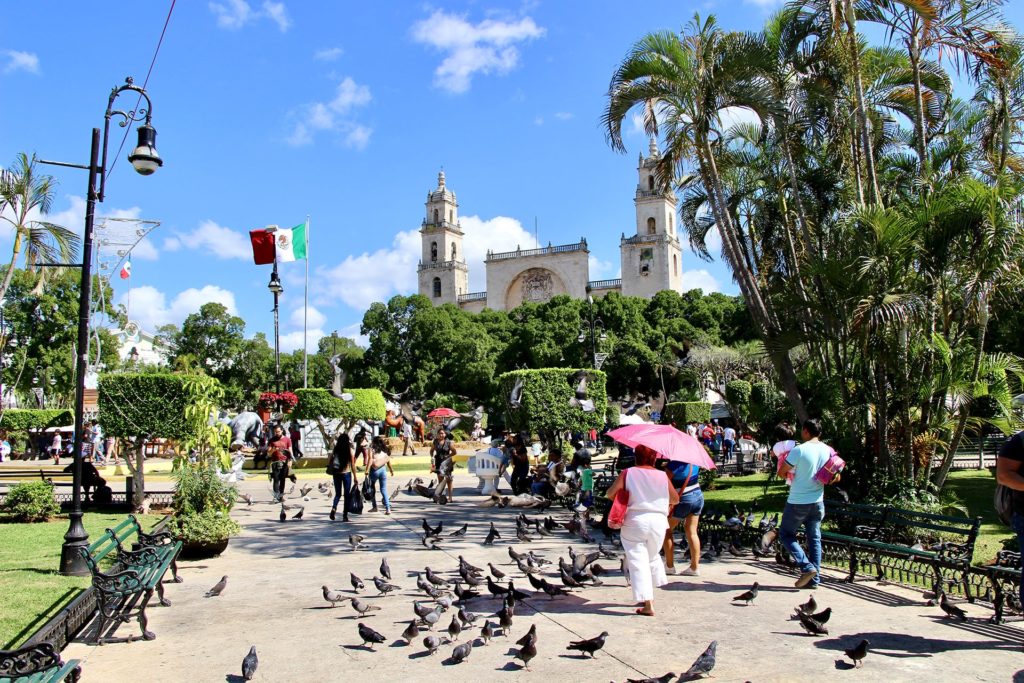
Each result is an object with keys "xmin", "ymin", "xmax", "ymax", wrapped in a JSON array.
[
  {"xmin": 427, "ymin": 407, "xmax": 460, "ymax": 418},
  {"xmin": 607, "ymin": 424, "xmax": 717, "ymax": 469}
]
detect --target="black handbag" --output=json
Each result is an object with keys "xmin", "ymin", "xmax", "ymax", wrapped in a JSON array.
[
  {"xmin": 361, "ymin": 477, "xmax": 374, "ymax": 502},
  {"xmin": 347, "ymin": 481, "xmax": 364, "ymax": 515}
]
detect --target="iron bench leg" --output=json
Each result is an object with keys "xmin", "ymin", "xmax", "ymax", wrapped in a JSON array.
[
  {"xmin": 156, "ymin": 578, "xmax": 172, "ymax": 607},
  {"xmin": 846, "ymin": 545, "xmax": 858, "ymax": 583},
  {"xmin": 990, "ymin": 575, "xmax": 1005, "ymax": 624},
  {"xmin": 137, "ymin": 589, "xmax": 156, "ymax": 641}
]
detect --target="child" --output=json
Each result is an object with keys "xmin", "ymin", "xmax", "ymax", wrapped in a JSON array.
[{"xmin": 578, "ymin": 453, "xmax": 595, "ymax": 518}]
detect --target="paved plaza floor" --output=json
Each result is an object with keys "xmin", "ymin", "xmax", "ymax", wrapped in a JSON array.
[{"xmin": 62, "ymin": 474, "xmax": 1023, "ymax": 682}]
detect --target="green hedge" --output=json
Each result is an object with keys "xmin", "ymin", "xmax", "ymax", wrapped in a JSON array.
[
  {"xmin": 605, "ymin": 405, "xmax": 620, "ymax": 427},
  {"xmin": 661, "ymin": 401, "xmax": 711, "ymax": 425},
  {"xmin": 725, "ymin": 380, "xmax": 752, "ymax": 421},
  {"xmin": 498, "ymin": 368, "xmax": 607, "ymax": 435},
  {"xmin": 292, "ymin": 388, "xmax": 386, "ymax": 422},
  {"xmin": 1, "ymin": 481, "xmax": 60, "ymax": 521},
  {"xmin": 0, "ymin": 409, "xmax": 74, "ymax": 431},
  {"xmin": 98, "ymin": 372, "xmax": 221, "ymax": 441}
]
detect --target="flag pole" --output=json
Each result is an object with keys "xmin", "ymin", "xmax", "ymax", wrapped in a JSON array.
[{"xmin": 303, "ymin": 215, "xmax": 310, "ymax": 389}]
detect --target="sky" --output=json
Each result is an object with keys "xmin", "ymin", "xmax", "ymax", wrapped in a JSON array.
[{"xmin": 2, "ymin": 1, "xmax": 1023, "ymax": 353}]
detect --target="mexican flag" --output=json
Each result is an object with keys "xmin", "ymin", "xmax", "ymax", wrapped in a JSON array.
[
  {"xmin": 119, "ymin": 258, "xmax": 132, "ymax": 279},
  {"xmin": 275, "ymin": 223, "xmax": 307, "ymax": 262}
]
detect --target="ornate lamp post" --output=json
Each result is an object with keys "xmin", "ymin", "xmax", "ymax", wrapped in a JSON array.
[
  {"xmin": 579, "ymin": 286, "xmax": 607, "ymax": 369},
  {"xmin": 41, "ymin": 77, "xmax": 163, "ymax": 576},
  {"xmin": 268, "ymin": 263, "xmax": 284, "ymax": 395}
]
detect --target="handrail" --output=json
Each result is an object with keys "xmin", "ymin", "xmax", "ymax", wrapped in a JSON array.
[
  {"xmin": 457, "ymin": 292, "xmax": 488, "ymax": 303},
  {"xmin": 587, "ymin": 279, "xmax": 622, "ymax": 289},
  {"xmin": 487, "ymin": 239, "xmax": 588, "ymax": 261}
]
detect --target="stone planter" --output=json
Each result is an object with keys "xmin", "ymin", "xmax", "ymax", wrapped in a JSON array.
[{"xmin": 178, "ymin": 538, "xmax": 230, "ymax": 560}]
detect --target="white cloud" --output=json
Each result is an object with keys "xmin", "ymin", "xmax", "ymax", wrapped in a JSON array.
[
  {"xmin": 289, "ymin": 304, "xmax": 326, "ymax": 329},
  {"xmin": 119, "ymin": 285, "xmax": 238, "ymax": 332},
  {"xmin": 314, "ymin": 47, "xmax": 344, "ymax": 62},
  {"xmin": 719, "ymin": 106, "xmax": 761, "ymax": 130},
  {"xmin": 286, "ymin": 77, "xmax": 372, "ymax": 148},
  {"xmin": 679, "ymin": 269, "xmax": 721, "ymax": 293},
  {"xmin": 316, "ymin": 229, "xmax": 420, "ymax": 310},
  {"xmin": 410, "ymin": 10, "xmax": 544, "ymax": 93},
  {"xmin": 167, "ymin": 220, "xmax": 253, "ymax": 260},
  {"xmin": 588, "ymin": 255, "xmax": 619, "ymax": 281},
  {"xmin": 130, "ymin": 238, "xmax": 159, "ymax": 261},
  {"xmin": 554, "ymin": 112, "xmax": 573, "ymax": 121},
  {"xmin": 3, "ymin": 50, "xmax": 39, "ymax": 75},
  {"xmin": 279, "ymin": 328, "xmax": 325, "ymax": 353},
  {"xmin": 209, "ymin": 0, "xmax": 290, "ymax": 32},
  {"xmin": 533, "ymin": 116, "xmax": 544, "ymax": 126},
  {"xmin": 339, "ymin": 322, "xmax": 369, "ymax": 349},
  {"xmin": 629, "ymin": 112, "xmax": 646, "ymax": 137},
  {"xmin": 459, "ymin": 215, "xmax": 539, "ymax": 292}
]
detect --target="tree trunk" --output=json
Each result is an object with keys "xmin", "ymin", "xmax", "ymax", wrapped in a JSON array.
[
  {"xmin": 0, "ymin": 230, "xmax": 24, "ymax": 308},
  {"xmin": 844, "ymin": 0, "xmax": 882, "ymax": 205},
  {"xmin": 908, "ymin": 23, "xmax": 929, "ymax": 177},
  {"xmin": 121, "ymin": 438, "xmax": 148, "ymax": 512}
]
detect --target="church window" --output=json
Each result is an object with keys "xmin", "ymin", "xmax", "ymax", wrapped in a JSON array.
[
  {"xmin": 673, "ymin": 254, "xmax": 679, "ymax": 276},
  {"xmin": 433, "ymin": 208, "xmax": 439, "ymax": 224},
  {"xmin": 669, "ymin": 214, "xmax": 674, "ymax": 234},
  {"xmin": 451, "ymin": 243, "xmax": 457, "ymax": 261},
  {"xmin": 431, "ymin": 242, "xmax": 438, "ymax": 262},
  {"xmin": 432, "ymin": 277, "xmax": 441, "ymax": 298},
  {"xmin": 647, "ymin": 217, "xmax": 656, "ymax": 234},
  {"xmin": 648, "ymin": 175, "xmax": 655, "ymax": 191},
  {"xmin": 449, "ymin": 209, "xmax": 453, "ymax": 223}
]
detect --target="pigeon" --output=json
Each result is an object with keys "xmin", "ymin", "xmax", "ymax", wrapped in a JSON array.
[
  {"xmin": 566, "ymin": 631, "xmax": 608, "ymax": 658},
  {"xmin": 939, "ymin": 592, "xmax": 967, "ymax": 621},
  {"xmin": 380, "ymin": 557, "xmax": 391, "ymax": 580},
  {"xmin": 489, "ymin": 522, "xmax": 502, "ymax": 539},
  {"xmin": 349, "ymin": 534, "xmax": 366, "ymax": 550},
  {"xmin": 317, "ymin": 481, "xmax": 330, "ymax": 494},
  {"xmin": 598, "ymin": 543, "xmax": 618, "ymax": 559},
  {"xmin": 516, "ymin": 529, "xmax": 533, "ymax": 543},
  {"xmin": 733, "ymin": 582, "xmax": 759, "ymax": 606},
  {"xmin": 423, "ymin": 635, "xmax": 442, "ymax": 655},
  {"xmin": 425, "ymin": 585, "xmax": 449, "ymax": 600},
  {"xmin": 497, "ymin": 604, "xmax": 514, "ymax": 631},
  {"xmin": 322, "ymin": 586, "xmax": 347, "ymax": 607},
  {"xmin": 422, "ymin": 519, "xmax": 443, "ymax": 537},
  {"xmin": 241, "ymin": 645, "xmax": 258, "ymax": 681},
  {"xmin": 459, "ymin": 556, "xmax": 484, "ymax": 574},
  {"xmin": 681, "ymin": 640, "xmax": 717, "ymax": 680},
  {"xmin": 483, "ymin": 528, "xmax": 498, "ymax": 546},
  {"xmin": 489, "ymin": 563, "xmax": 507, "ymax": 580},
  {"xmin": 435, "ymin": 595, "xmax": 455, "ymax": 610},
  {"xmin": 421, "ymin": 534, "xmax": 442, "ymax": 550},
  {"xmin": 507, "ymin": 581, "xmax": 530, "ymax": 601},
  {"xmin": 513, "ymin": 639, "xmax": 537, "ymax": 670},
  {"xmin": 627, "ymin": 675, "xmax": 675, "ymax": 683},
  {"xmin": 508, "ymin": 546, "xmax": 525, "ymax": 562},
  {"xmin": 449, "ymin": 524, "xmax": 468, "ymax": 537},
  {"xmin": 416, "ymin": 573, "xmax": 433, "ymax": 593},
  {"xmin": 517, "ymin": 558, "xmax": 540, "ymax": 575},
  {"xmin": 843, "ymin": 638, "xmax": 869, "ymax": 668},
  {"xmin": 540, "ymin": 579, "xmax": 568, "ymax": 599},
  {"xmin": 450, "ymin": 640, "xmax": 472, "ymax": 664},
  {"xmin": 560, "ymin": 567, "xmax": 584, "ymax": 588},
  {"xmin": 279, "ymin": 507, "xmax": 287, "ymax": 522},
  {"xmin": 796, "ymin": 610, "xmax": 829, "ymax": 636},
  {"xmin": 795, "ymin": 594, "xmax": 817, "ymax": 615},
  {"xmin": 481, "ymin": 620, "xmax": 496, "ymax": 644},
  {"xmin": 205, "ymin": 576, "xmax": 228, "ymax": 598},
  {"xmin": 425, "ymin": 567, "xmax": 450, "ymax": 586},
  {"xmin": 453, "ymin": 582, "xmax": 479, "ymax": 603},
  {"xmin": 402, "ymin": 619, "xmax": 420, "ymax": 644},
  {"xmin": 420, "ymin": 608, "xmax": 442, "ymax": 629},
  {"xmin": 527, "ymin": 572, "xmax": 546, "ymax": 591},
  {"xmin": 350, "ymin": 598, "xmax": 381, "ymax": 616},
  {"xmin": 413, "ymin": 601, "xmax": 435, "ymax": 618},
  {"xmin": 299, "ymin": 484, "xmax": 312, "ymax": 497},
  {"xmin": 508, "ymin": 376, "xmax": 524, "ymax": 409},
  {"xmin": 357, "ymin": 622, "xmax": 386, "ymax": 649},
  {"xmin": 373, "ymin": 576, "xmax": 400, "ymax": 596},
  {"xmin": 457, "ymin": 606, "xmax": 477, "ymax": 625},
  {"xmin": 447, "ymin": 615, "xmax": 463, "ymax": 641},
  {"xmin": 487, "ymin": 576, "xmax": 509, "ymax": 597},
  {"xmin": 239, "ymin": 493, "xmax": 253, "ymax": 506},
  {"xmin": 291, "ymin": 505, "xmax": 305, "ymax": 520},
  {"xmin": 809, "ymin": 606, "xmax": 832, "ymax": 624},
  {"xmin": 516, "ymin": 624, "xmax": 537, "ymax": 647}
]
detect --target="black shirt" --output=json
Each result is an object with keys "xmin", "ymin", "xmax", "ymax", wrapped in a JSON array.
[{"xmin": 998, "ymin": 431, "xmax": 1024, "ymax": 514}]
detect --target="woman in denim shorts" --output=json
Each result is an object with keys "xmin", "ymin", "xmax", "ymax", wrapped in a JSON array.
[{"xmin": 663, "ymin": 461, "xmax": 703, "ymax": 576}]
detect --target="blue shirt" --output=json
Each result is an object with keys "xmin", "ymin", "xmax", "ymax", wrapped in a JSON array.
[
  {"xmin": 786, "ymin": 440, "xmax": 832, "ymax": 504},
  {"xmin": 666, "ymin": 461, "xmax": 699, "ymax": 489}
]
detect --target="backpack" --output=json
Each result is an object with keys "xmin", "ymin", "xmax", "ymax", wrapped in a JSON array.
[{"xmin": 995, "ymin": 484, "xmax": 1014, "ymax": 527}]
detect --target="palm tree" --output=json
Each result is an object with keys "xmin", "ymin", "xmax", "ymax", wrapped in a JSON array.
[
  {"xmin": 0, "ymin": 153, "xmax": 79, "ymax": 304},
  {"xmin": 603, "ymin": 15, "xmax": 809, "ymax": 423}
]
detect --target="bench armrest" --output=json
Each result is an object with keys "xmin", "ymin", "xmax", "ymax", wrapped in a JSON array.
[
  {"xmin": 116, "ymin": 546, "xmax": 163, "ymax": 567},
  {"xmin": 0, "ymin": 642, "xmax": 63, "ymax": 679},
  {"xmin": 92, "ymin": 567, "xmax": 145, "ymax": 595}
]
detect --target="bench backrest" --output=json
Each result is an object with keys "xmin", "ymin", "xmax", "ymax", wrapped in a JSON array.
[
  {"xmin": 81, "ymin": 516, "xmax": 143, "ymax": 569},
  {"xmin": 826, "ymin": 500, "xmax": 980, "ymax": 558}
]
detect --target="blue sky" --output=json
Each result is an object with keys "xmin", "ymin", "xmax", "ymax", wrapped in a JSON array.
[{"xmin": 2, "ymin": 1, "xmax": 1022, "ymax": 352}]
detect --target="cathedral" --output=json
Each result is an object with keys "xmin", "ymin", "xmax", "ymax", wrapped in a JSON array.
[{"xmin": 416, "ymin": 139, "xmax": 685, "ymax": 312}]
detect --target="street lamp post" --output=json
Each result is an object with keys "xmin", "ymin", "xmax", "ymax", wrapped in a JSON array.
[
  {"xmin": 42, "ymin": 77, "xmax": 163, "ymax": 576},
  {"xmin": 579, "ymin": 286, "xmax": 607, "ymax": 369},
  {"xmin": 268, "ymin": 262, "xmax": 284, "ymax": 395}
]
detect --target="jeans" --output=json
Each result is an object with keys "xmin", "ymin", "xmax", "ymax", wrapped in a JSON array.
[
  {"xmin": 672, "ymin": 488, "xmax": 704, "ymax": 519},
  {"xmin": 1012, "ymin": 512, "xmax": 1024, "ymax": 609},
  {"xmin": 368, "ymin": 466, "xmax": 390, "ymax": 511},
  {"xmin": 271, "ymin": 461, "xmax": 288, "ymax": 500},
  {"xmin": 511, "ymin": 465, "xmax": 530, "ymax": 495},
  {"xmin": 331, "ymin": 471, "xmax": 352, "ymax": 515},
  {"xmin": 780, "ymin": 501, "xmax": 825, "ymax": 586}
]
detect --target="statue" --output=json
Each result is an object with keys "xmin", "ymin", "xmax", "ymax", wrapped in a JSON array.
[{"xmin": 228, "ymin": 411, "xmax": 264, "ymax": 450}]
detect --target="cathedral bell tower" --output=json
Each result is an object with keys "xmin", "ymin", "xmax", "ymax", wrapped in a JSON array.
[
  {"xmin": 620, "ymin": 138, "xmax": 683, "ymax": 297},
  {"xmin": 417, "ymin": 170, "xmax": 469, "ymax": 304}
]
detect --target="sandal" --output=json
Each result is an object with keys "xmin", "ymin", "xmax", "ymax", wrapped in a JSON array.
[{"xmin": 634, "ymin": 608, "xmax": 655, "ymax": 616}]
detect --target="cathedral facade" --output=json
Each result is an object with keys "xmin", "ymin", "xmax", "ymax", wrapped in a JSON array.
[{"xmin": 416, "ymin": 140, "xmax": 685, "ymax": 313}]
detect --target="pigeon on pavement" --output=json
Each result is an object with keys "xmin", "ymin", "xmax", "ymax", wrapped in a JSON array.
[
  {"xmin": 350, "ymin": 598, "xmax": 381, "ymax": 616},
  {"xmin": 447, "ymin": 615, "xmax": 463, "ymax": 641},
  {"xmin": 349, "ymin": 534, "xmax": 365, "ymax": 550},
  {"xmin": 373, "ymin": 576, "xmax": 400, "ymax": 596},
  {"xmin": 516, "ymin": 624, "xmax": 537, "ymax": 647},
  {"xmin": 241, "ymin": 646, "xmax": 258, "ymax": 680},
  {"xmin": 357, "ymin": 622, "xmax": 386, "ymax": 649},
  {"xmin": 566, "ymin": 631, "xmax": 608, "ymax": 658},
  {"xmin": 796, "ymin": 611, "xmax": 829, "ymax": 636},
  {"xmin": 401, "ymin": 619, "xmax": 420, "ymax": 644},
  {"xmin": 514, "ymin": 639, "xmax": 537, "ymax": 670},
  {"xmin": 423, "ymin": 635, "xmax": 442, "ymax": 655},
  {"xmin": 449, "ymin": 523, "xmax": 468, "ymax": 537},
  {"xmin": 322, "ymin": 586, "xmax": 346, "ymax": 607},
  {"xmin": 489, "ymin": 563, "xmax": 506, "ymax": 579},
  {"xmin": 680, "ymin": 640, "xmax": 717, "ymax": 680},
  {"xmin": 205, "ymin": 576, "xmax": 228, "ymax": 598},
  {"xmin": 940, "ymin": 593, "xmax": 967, "ymax": 621},
  {"xmin": 732, "ymin": 582, "xmax": 759, "ymax": 606},
  {"xmin": 380, "ymin": 557, "xmax": 391, "ymax": 580},
  {"xmin": 350, "ymin": 573, "xmax": 364, "ymax": 592},
  {"xmin": 795, "ymin": 594, "xmax": 817, "ymax": 615},
  {"xmin": 844, "ymin": 638, "xmax": 870, "ymax": 668},
  {"xmin": 450, "ymin": 640, "xmax": 472, "ymax": 664},
  {"xmin": 481, "ymin": 620, "xmax": 496, "ymax": 644}
]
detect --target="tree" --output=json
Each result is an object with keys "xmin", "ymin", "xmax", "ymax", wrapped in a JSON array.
[
  {"xmin": 498, "ymin": 369, "xmax": 608, "ymax": 446},
  {"xmin": 293, "ymin": 387, "xmax": 385, "ymax": 451},
  {"xmin": 0, "ymin": 154, "xmax": 79, "ymax": 305}
]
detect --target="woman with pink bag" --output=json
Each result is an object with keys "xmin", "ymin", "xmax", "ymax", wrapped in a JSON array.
[{"xmin": 604, "ymin": 445, "xmax": 679, "ymax": 616}]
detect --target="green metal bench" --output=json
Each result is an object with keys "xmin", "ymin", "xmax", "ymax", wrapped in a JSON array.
[
  {"xmin": 78, "ymin": 514, "xmax": 182, "ymax": 645},
  {"xmin": 982, "ymin": 550, "xmax": 1021, "ymax": 624},
  {"xmin": 822, "ymin": 501, "xmax": 981, "ymax": 597},
  {"xmin": 0, "ymin": 642, "xmax": 80, "ymax": 682}
]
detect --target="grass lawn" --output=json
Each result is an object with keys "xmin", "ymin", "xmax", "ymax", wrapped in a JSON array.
[
  {"xmin": 701, "ymin": 469, "xmax": 1017, "ymax": 565},
  {"xmin": 0, "ymin": 512, "xmax": 162, "ymax": 649}
]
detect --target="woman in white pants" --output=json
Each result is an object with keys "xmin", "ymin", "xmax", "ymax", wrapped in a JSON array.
[{"xmin": 605, "ymin": 445, "xmax": 679, "ymax": 616}]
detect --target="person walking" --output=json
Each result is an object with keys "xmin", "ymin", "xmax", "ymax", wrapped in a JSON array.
[
  {"xmin": 328, "ymin": 433, "xmax": 357, "ymax": 521},
  {"xmin": 289, "ymin": 422, "xmax": 303, "ymax": 459},
  {"xmin": 429, "ymin": 430, "xmax": 456, "ymax": 502},
  {"xmin": 365, "ymin": 435, "xmax": 395, "ymax": 514},
  {"xmin": 722, "ymin": 425, "xmax": 736, "ymax": 462},
  {"xmin": 268, "ymin": 425, "xmax": 292, "ymax": 502},
  {"xmin": 605, "ymin": 445, "xmax": 679, "ymax": 616},
  {"xmin": 509, "ymin": 433, "xmax": 531, "ymax": 495},
  {"xmin": 996, "ymin": 429, "xmax": 1024, "ymax": 613},
  {"xmin": 778, "ymin": 418, "xmax": 833, "ymax": 589},
  {"xmin": 401, "ymin": 418, "xmax": 417, "ymax": 456},
  {"xmin": 90, "ymin": 420, "xmax": 106, "ymax": 464},
  {"xmin": 663, "ymin": 459, "xmax": 703, "ymax": 576},
  {"xmin": 50, "ymin": 431, "xmax": 62, "ymax": 465}
]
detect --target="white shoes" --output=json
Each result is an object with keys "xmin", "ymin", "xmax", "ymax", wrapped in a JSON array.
[{"xmin": 680, "ymin": 567, "xmax": 700, "ymax": 576}]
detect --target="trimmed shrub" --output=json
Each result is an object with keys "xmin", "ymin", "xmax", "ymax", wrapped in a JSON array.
[
  {"xmin": 605, "ymin": 405, "xmax": 620, "ymax": 427},
  {"xmin": 99, "ymin": 373, "xmax": 222, "ymax": 442},
  {"xmin": 0, "ymin": 409, "xmax": 74, "ymax": 432},
  {"xmin": 2, "ymin": 481, "xmax": 60, "ymax": 521},
  {"xmin": 292, "ymin": 388, "xmax": 386, "ymax": 422},
  {"xmin": 725, "ymin": 379, "xmax": 752, "ymax": 423},
  {"xmin": 661, "ymin": 402, "xmax": 711, "ymax": 425},
  {"xmin": 498, "ymin": 368, "xmax": 607, "ymax": 437}
]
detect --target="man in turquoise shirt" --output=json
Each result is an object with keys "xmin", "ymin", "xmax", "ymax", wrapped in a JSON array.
[{"xmin": 778, "ymin": 418, "xmax": 833, "ymax": 588}]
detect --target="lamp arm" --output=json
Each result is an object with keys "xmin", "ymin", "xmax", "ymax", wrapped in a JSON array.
[{"xmin": 98, "ymin": 77, "xmax": 154, "ymax": 202}]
